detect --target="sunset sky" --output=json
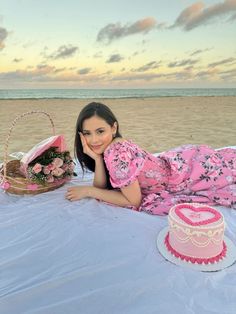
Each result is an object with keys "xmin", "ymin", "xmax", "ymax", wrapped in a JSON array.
[{"xmin": 0, "ymin": 0, "xmax": 236, "ymax": 89}]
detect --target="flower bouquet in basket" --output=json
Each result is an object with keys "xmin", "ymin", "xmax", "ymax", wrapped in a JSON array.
[
  {"xmin": 26, "ymin": 146, "xmax": 75, "ymax": 186},
  {"xmin": 0, "ymin": 111, "xmax": 76, "ymax": 195}
]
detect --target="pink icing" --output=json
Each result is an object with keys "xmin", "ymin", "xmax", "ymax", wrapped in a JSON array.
[
  {"xmin": 165, "ymin": 233, "xmax": 227, "ymax": 264},
  {"xmin": 175, "ymin": 203, "xmax": 221, "ymax": 226}
]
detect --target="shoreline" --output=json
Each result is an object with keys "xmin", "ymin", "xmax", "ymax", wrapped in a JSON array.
[
  {"xmin": 0, "ymin": 94, "xmax": 235, "ymax": 101},
  {"xmin": 0, "ymin": 96, "xmax": 235, "ymax": 160}
]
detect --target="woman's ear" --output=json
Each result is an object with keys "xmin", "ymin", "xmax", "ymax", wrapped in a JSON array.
[{"xmin": 112, "ymin": 122, "xmax": 118, "ymax": 135}]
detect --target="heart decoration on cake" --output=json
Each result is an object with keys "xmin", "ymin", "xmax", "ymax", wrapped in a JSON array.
[{"xmin": 175, "ymin": 203, "xmax": 221, "ymax": 226}]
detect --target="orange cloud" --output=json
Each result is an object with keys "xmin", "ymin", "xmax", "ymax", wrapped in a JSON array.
[
  {"xmin": 97, "ymin": 17, "xmax": 158, "ymax": 44},
  {"xmin": 172, "ymin": 0, "xmax": 236, "ymax": 30}
]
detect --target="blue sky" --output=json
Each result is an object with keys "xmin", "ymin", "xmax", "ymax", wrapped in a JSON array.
[{"xmin": 0, "ymin": 0, "xmax": 236, "ymax": 88}]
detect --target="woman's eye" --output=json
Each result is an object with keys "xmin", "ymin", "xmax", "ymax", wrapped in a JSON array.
[
  {"xmin": 83, "ymin": 132, "xmax": 89, "ymax": 136},
  {"xmin": 97, "ymin": 130, "xmax": 104, "ymax": 134}
]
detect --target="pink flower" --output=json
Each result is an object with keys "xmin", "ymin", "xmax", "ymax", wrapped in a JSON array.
[
  {"xmin": 68, "ymin": 162, "xmax": 75, "ymax": 171},
  {"xmin": 47, "ymin": 175, "xmax": 54, "ymax": 183},
  {"xmin": 52, "ymin": 168, "xmax": 65, "ymax": 177},
  {"xmin": 32, "ymin": 163, "xmax": 42, "ymax": 174},
  {"xmin": 52, "ymin": 158, "xmax": 63, "ymax": 168},
  {"xmin": 209, "ymin": 170, "xmax": 219, "ymax": 178},
  {"xmin": 119, "ymin": 152, "xmax": 132, "ymax": 163},
  {"xmin": 171, "ymin": 162, "xmax": 180, "ymax": 172},
  {"xmin": 208, "ymin": 155, "xmax": 222, "ymax": 166},
  {"xmin": 47, "ymin": 163, "xmax": 56, "ymax": 171},
  {"xmin": 43, "ymin": 166, "xmax": 51, "ymax": 175},
  {"xmin": 62, "ymin": 164, "xmax": 69, "ymax": 171}
]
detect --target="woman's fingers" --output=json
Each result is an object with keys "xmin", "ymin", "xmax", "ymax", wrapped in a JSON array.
[
  {"xmin": 79, "ymin": 132, "xmax": 90, "ymax": 154},
  {"xmin": 79, "ymin": 132, "xmax": 86, "ymax": 147},
  {"xmin": 66, "ymin": 191, "xmax": 75, "ymax": 201}
]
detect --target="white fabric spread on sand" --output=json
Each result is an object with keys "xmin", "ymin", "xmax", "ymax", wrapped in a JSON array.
[{"xmin": 0, "ymin": 148, "xmax": 236, "ymax": 314}]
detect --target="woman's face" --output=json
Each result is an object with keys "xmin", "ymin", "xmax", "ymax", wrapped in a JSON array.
[{"xmin": 82, "ymin": 115, "xmax": 117, "ymax": 154}]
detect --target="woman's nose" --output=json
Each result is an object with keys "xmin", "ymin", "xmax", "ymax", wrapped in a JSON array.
[{"xmin": 90, "ymin": 133, "xmax": 99, "ymax": 143}]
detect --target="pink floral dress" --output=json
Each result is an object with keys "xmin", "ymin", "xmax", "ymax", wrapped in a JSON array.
[{"xmin": 103, "ymin": 140, "xmax": 236, "ymax": 215}]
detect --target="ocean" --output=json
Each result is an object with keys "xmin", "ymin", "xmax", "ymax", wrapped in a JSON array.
[{"xmin": 0, "ymin": 88, "xmax": 235, "ymax": 99}]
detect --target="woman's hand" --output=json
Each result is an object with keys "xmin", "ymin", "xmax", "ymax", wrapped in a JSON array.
[
  {"xmin": 80, "ymin": 133, "xmax": 101, "ymax": 161},
  {"xmin": 66, "ymin": 186, "xmax": 92, "ymax": 202}
]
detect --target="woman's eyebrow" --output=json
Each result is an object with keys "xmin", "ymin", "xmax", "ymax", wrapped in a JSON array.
[{"xmin": 83, "ymin": 127, "xmax": 105, "ymax": 132}]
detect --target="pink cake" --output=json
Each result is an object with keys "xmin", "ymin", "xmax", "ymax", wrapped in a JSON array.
[{"xmin": 165, "ymin": 203, "xmax": 227, "ymax": 264}]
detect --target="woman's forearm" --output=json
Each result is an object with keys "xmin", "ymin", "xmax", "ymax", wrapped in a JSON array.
[
  {"xmin": 93, "ymin": 156, "xmax": 107, "ymax": 188},
  {"xmin": 88, "ymin": 186, "xmax": 135, "ymax": 208}
]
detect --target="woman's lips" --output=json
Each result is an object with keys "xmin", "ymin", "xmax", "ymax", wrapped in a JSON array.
[{"xmin": 91, "ymin": 145, "xmax": 102, "ymax": 150}]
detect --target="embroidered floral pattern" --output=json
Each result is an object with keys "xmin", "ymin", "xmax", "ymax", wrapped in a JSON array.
[{"xmin": 104, "ymin": 141, "xmax": 236, "ymax": 215}]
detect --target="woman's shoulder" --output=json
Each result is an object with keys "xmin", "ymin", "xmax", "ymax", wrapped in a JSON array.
[{"xmin": 104, "ymin": 138, "xmax": 140, "ymax": 156}]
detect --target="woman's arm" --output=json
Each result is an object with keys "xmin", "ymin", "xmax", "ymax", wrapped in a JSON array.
[
  {"xmin": 66, "ymin": 180, "xmax": 142, "ymax": 208},
  {"xmin": 93, "ymin": 156, "xmax": 107, "ymax": 189}
]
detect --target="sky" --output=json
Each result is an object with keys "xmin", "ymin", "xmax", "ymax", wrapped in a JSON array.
[{"xmin": 0, "ymin": 0, "xmax": 236, "ymax": 89}]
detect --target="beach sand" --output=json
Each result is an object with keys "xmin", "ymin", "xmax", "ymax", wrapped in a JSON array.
[{"xmin": 0, "ymin": 96, "xmax": 235, "ymax": 161}]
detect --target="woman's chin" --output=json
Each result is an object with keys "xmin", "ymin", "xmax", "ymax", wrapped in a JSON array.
[{"xmin": 91, "ymin": 146, "xmax": 104, "ymax": 154}]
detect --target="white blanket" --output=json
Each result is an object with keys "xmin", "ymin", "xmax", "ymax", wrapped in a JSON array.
[{"xmin": 1, "ymin": 150, "xmax": 236, "ymax": 314}]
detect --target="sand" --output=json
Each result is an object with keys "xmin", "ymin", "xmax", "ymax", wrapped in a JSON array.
[{"xmin": 0, "ymin": 97, "xmax": 235, "ymax": 161}]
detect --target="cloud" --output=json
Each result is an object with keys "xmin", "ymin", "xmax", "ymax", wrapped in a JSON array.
[
  {"xmin": 219, "ymin": 68, "xmax": 236, "ymax": 80},
  {"xmin": 190, "ymin": 47, "xmax": 212, "ymax": 56},
  {"xmin": 208, "ymin": 57, "xmax": 236, "ymax": 67},
  {"xmin": 168, "ymin": 59, "xmax": 199, "ymax": 68},
  {"xmin": 0, "ymin": 65, "xmax": 55, "ymax": 81},
  {"xmin": 195, "ymin": 68, "xmax": 219, "ymax": 78},
  {"xmin": 47, "ymin": 45, "xmax": 78, "ymax": 60},
  {"xmin": 97, "ymin": 17, "xmax": 157, "ymax": 44},
  {"xmin": 0, "ymin": 26, "xmax": 9, "ymax": 50},
  {"xmin": 78, "ymin": 67, "xmax": 92, "ymax": 75},
  {"xmin": 132, "ymin": 61, "xmax": 161, "ymax": 72},
  {"xmin": 54, "ymin": 67, "xmax": 66, "ymax": 73},
  {"xmin": 171, "ymin": 0, "xmax": 236, "ymax": 31},
  {"xmin": 106, "ymin": 54, "xmax": 124, "ymax": 63},
  {"xmin": 13, "ymin": 58, "xmax": 23, "ymax": 63}
]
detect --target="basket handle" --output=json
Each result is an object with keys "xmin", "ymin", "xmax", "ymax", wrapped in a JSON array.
[{"xmin": 2, "ymin": 110, "xmax": 55, "ymax": 178}]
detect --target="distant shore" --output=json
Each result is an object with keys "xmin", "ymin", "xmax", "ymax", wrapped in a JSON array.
[{"xmin": 0, "ymin": 96, "xmax": 235, "ymax": 160}]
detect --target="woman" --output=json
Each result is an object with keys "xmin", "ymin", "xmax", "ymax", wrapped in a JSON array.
[{"xmin": 65, "ymin": 102, "xmax": 236, "ymax": 215}]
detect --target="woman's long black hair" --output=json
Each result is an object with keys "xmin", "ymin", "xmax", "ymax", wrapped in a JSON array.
[{"xmin": 74, "ymin": 102, "xmax": 122, "ymax": 189}]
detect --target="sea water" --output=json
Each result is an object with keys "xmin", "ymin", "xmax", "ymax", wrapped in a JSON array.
[{"xmin": 0, "ymin": 88, "xmax": 235, "ymax": 99}]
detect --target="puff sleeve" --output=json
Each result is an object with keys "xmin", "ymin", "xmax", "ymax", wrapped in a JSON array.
[{"xmin": 104, "ymin": 141, "xmax": 146, "ymax": 188}]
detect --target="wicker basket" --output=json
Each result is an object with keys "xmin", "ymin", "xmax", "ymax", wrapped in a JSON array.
[{"xmin": 0, "ymin": 111, "xmax": 71, "ymax": 195}]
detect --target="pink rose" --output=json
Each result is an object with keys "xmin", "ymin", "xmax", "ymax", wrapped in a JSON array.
[
  {"xmin": 47, "ymin": 175, "xmax": 54, "ymax": 183},
  {"xmin": 52, "ymin": 168, "xmax": 65, "ymax": 177},
  {"xmin": 47, "ymin": 163, "xmax": 56, "ymax": 171},
  {"xmin": 62, "ymin": 164, "xmax": 69, "ymax": 171},
  {"xmin": 43, "ymin": 166, "xmax": 51, "ymax": 175},
  {"xmin": 32, "ymin": 163, "xmax": 42, "ymax": 174},
  {"xmin": 52, "ymin": 158, "xmax": 64, "ymax": 168}
]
